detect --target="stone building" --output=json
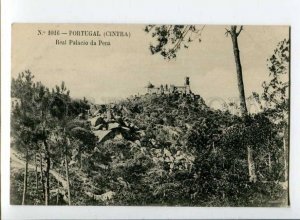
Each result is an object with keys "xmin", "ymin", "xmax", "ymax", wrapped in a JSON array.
[{"xmin": 146, "ymin": 77, "xmax": 191, "ymax": 95}]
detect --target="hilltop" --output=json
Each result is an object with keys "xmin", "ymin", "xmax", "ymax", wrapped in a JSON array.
[{"xmin": 88, "ymin": 93, "xmax": 239, "ymax": 147}]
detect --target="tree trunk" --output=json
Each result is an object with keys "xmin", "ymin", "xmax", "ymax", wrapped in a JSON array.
[
  {"xmin": 35, "ymin": 153, "xmax": 38, "ymax": 190},
  {"xmin": 230, "ymin": 26, "xmax": 257, "ymax": 183},
  {"xmin": 268, "ymin": 152, "xmax": 272, "ymax": 173},
  {"xmin": 22, "ymin": 149, "xmax": 29, "ymax": 205},
  {"xmin": 283, "ymin": 131, "xmax": 288, "ymax": 181},
  {"xmin": 65, "ymin": 137, "xmax": 71, "ymax": 205},
  {"xmin": 247, "ymin": 146, "xmax": 257, "ymax": 182},
  {"xmin": 79, "ymin": 147, "xmax": 83, "ymax": 170},
  {"xmin": 77, "ymin": 146, "xmax": 82, "ymax": 169},
  {"xmin": 44, "ymin": 141, "xmax": 50, "ymax": 205},
  {"xmin": 56, "ymin": 180, "xmax": 60, "ymax": 205},
  {"xmin": 40, "ymin": 151, "xmax": 45, "ymax": 200},
  {"xmin": 230, "ymin": 26, "xmax": 248, "ymax": 116}
]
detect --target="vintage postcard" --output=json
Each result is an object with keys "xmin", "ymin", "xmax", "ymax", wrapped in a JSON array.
[{"xmin": 10, "ymin": 23, "xmax": 289, "ymax": 207}]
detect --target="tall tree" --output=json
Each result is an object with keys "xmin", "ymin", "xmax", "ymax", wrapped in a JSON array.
[
  {"xmin": 225, "ymin": 26, "xmax": 248, "ymax": 116},
  {"xmin": 253, "ymin": 39, "xmax": 290, "ymax": 181},
  {"xmin": 48, "ymin": 82, "xmax": 94, "ymax": 205},
  {"xmin": 225, "ymin": 26, "xmax": 256, "ymax": 182},
  {"xmin": 33, "ymin": 82, "xmax": 52, "ymax": 204},
  {"xmin": 50, "ymin": 82, "xmax": 72, "ymax": 205},
  {"xmin": 11, "ymin": 71, "xmax": 36, "ymax": 204}
]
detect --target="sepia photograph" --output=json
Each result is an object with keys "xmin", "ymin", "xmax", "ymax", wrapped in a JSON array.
[{"xmin": 10, "ymin": 23, "xmax": 290, "ymax": 207}]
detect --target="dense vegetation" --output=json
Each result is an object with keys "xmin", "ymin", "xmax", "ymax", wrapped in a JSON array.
[{"xmin": 10, "ymin": 39, "xmax": 289, "ymax": 206}]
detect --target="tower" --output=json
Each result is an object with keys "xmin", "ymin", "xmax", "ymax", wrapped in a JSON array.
[
  {"xmin": 184, "ymin": 77, "xmax": 190, "ymax": 94},
  {"xmin": 184, "ymin": 77, "xmax": 190, "ymax": 86}
]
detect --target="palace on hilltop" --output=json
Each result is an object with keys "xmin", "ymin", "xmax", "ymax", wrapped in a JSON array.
[{"xmin": 146, "ymin": 77, "xmax": 193, "ymax": 96}]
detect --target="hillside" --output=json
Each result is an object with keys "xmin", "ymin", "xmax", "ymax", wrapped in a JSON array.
[{"xmin": 11, "ymin": 90, "xmax": 287, "ymax": 206}]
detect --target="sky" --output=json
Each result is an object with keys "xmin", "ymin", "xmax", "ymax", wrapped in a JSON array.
[{"xmin": 12, "ymin": 24, "xmax": 289, "ymax": 109}]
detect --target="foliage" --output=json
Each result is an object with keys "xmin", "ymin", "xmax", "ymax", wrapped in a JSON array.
[
  {"xmin": 145, "ymin": 25, "xmax": 205, "ymax": 59},
  {"xmin": 253, "ymin": 39, "xmax": 290, "ymax": 125},
  {"xmin": 11, "ymin": 61, "xmax": 288, "ymax": 206},
  {"xmin": 11, "ymin": 70, "xmax": 95, "ymax": 205}
]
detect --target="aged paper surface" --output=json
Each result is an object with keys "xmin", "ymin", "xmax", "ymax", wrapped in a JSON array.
[{"xmin": 11, "ymin": 23, "xmax": 289, "ymax": 206}]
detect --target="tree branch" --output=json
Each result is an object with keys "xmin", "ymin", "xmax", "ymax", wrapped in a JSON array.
[
  {"xmin": 191, "ymin": 25, "xmax": 206, "ymax": 41},
  {"xmin": 225, "ymin": 28, "xmax": 232, "ymax": 37},
  {"xmin": 236, "ymin": 26, "xmax": 243, "ymax": 36},
  {"xmin": 170, "ymin": 25, "xmax": 190, "ymax": 53}
]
